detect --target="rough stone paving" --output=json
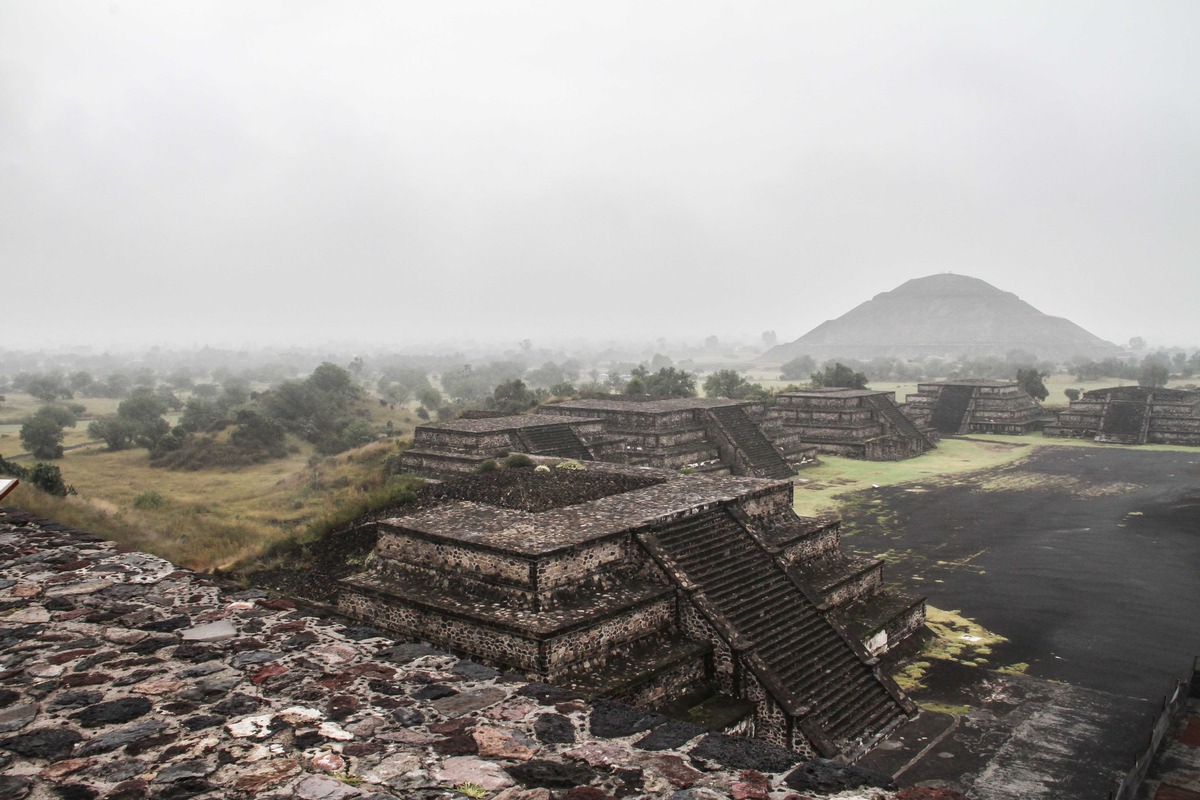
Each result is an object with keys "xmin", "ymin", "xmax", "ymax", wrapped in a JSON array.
[{"xmin": 0, "ymin": 509, "xmax": 901, "ymax": 800}]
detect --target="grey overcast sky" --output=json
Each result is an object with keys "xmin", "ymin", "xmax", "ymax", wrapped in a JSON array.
[{"xmin": 3, "ymin": 1, "xmax": 1198, "ymax": 350}]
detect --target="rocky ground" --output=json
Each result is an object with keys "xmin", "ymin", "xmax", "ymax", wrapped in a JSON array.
[{"xmin": 0, "ymin": 508, "xmax": 923, "ymax": 800}]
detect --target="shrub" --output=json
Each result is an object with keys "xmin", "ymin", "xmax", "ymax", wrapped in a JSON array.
[
  {"xmin": 534, "ymin": 464, "xmax": 551, "ymax": 473},
  {"xmin": 132, "ymin": 490, "xmax": 169, "ymax": 510},
  {"xmin": 554, "ymin": 460, "xmax": 585, "ymax": 470},
  {"xmin": 477, "ymin": 459, "xmax": 499, "ymax": 473},
  {"xmin": 502, "ymin": 453, "xmax": 534, "ymax": 469}
]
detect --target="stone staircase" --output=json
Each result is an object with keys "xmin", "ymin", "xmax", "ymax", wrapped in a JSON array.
[
  {"xmin": 930, "ymin": 384, "xmax": 975, "ymax": 434},
  {"xmin": 518, "ymin": 424, "xmax": 592, "ymax": 460},
  {"xmin": 1098, "ymin": 398, "xmax": 1150, "ymax": 444},
  {"xmin": 641, "ymin": 507, "xmax": 910, "ymax": 756},
  {"xmin": 863, "ymin": 394, "xmax": 934, "ymax": 450},
  {"xmin": 705, "ymin": 406, "xmax": 794, "ymax": 479}
]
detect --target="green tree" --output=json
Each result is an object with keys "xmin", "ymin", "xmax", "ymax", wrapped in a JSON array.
[
  {"xmin": 704, "ymin": 370, "xmax": 757, "ymax": 399},
  {"xmin": 624, "ymin": 376, "xmax": 647, "ymax": 396},
  {"xmin": 179, "ymin": 397, "xmax": 223, "ymax": 433},
  {"xmin": 1015, "ymin": 368, "xmax": 1049, "ymax": 401},
  {"xmin": 88, "ymin": 417, "xmax": 136, "ymax": 451},
  {"xmin": 1064, "ymin": 388, "xmax": 1081, "ymax": 402},
  {"xmin": 119, "ymin": 389, "xmax": 172, "ymax": 447},
  {"xmin": 490, "ymin": 379, "xmax": 538, "ymax": 414},
  {"xmin": 779, "ymin": 355, "xmax": 816, "ymax": 381},
  {"xmin": 20, "ymin": 406, "xmax": 76, "ymax": 459},
  {"xmin": 1139, "ymin": 362, "xmax": 1170, "ymax": 388},
  {"xmin": 644, "ymin": 367, "xmax": 696, "ymax": 398},
  {"xmin": 812, "ymin": 363, "xmax": 868, "ymax": 390},
  {"xmin": 418, "ymin": 387, "xmax": 443, "ymax": 410},
  {"xmin": 26, "ymin": 375, "xmax": 67, "ymax": 402}
]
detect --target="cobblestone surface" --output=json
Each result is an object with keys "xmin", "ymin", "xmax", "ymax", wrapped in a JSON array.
[{"xmin": 0, "ymin": 509, "xmax": 897, "ymax": 800}]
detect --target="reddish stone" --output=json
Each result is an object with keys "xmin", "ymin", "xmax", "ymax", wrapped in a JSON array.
[
  {"xmin": 311, "ymin": 751, "xmax": 346, "ymax": 772},
  {"xmin": 270, "ymin": 621, "xmax": 308, "ymax": 633},
  {"xmin": 564, "ymin": 789, "xmax": 614, "ymax": 800},
  {"xmin": 327, "ymin": 694, "xmax": 361, "ymax": 720},
  {"xmin": 897, "ymin": 788, "xmax": 971, "ymax": 800},
  {"xmin": 642, "ymin": 754, "xmax": 702, "ymax": 789},
  {"xmin": 430, "ymin": 718, "xmax": 476, "ymax": 735},
  {"xmin": 345, "ymin": 663, "xmax": 397, "ymax": 680},
  {"xmin": 231, "ymin": 759, "xmax": 301, "ymax": 792},
  {"xmin": 1153, "ymin": 786, "xmax": 1200, "ymax": 800},
  {"xmin": 732, "ymin": 769, "xmax": 771, "ymax": 800},
  {"xmin": 317, "ymin": 673, "xmax": 354, "ymax": 690},
  {"xmin": 228, "ymin": 637, "xmax": 267, "ymax": 652},
  {"xmin": 54, "ymin": 610, "xmax": 90, "ymax": 621},
  {"xmin": 343, "ymin": 741, "xmax": 384, "ymax": 757},
  {"xmin": 433, "ymin": 734, "xmax": 479, "ymax": 755},
  {"xmin": 1179, "ymin": 718, "xmax": 1200, "ymax": 748},
  {"xmin": 47, "ymin": 649, "xmax": 97, "ymax": 665},
  {"xmin": 60, "ymin": 672, "xmax": 111, "ymax": 687},
  {"xmin": 39, "ymin": 758, "xmax": 92, "ymax": 779},
  {"xmin": 256, "ymin": 598, "xmax": 296, "ymax": 611},
  {"xmin": 54, "ymin": 559, "xmax": 92, "ymax": 571},
  {"xmin": 556, "ymin": 701, "xmax": 587, "ymax": 714},
  {"xmin": 250, "ymin": 664, "xmax": 290, "ymax": 686}
]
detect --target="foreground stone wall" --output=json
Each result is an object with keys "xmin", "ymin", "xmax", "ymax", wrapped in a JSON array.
[{"xmin": 0, "ymin": 510, "xmax": 901, "ymax": 800}]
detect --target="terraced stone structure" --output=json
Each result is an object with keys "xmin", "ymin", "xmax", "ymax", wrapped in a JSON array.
[
  {"xmin": 0, "ymin": 509, "xmax": 903, "ymax": 800},
  {"xmin": 765, "ymin": 389, "xmax": 936, "ymax": 461},
  {"xmin": 338, "ymin": 466, "xmax": 921, "ymax": 760},
  {"xmin": 1044, "ymin": 386, "xmax": 1200, "ymax": 445},
  {"xmin": 904, "ymin": 380, "xmax": 1048, "ymax": 435},
  {"xmin": 540, "ymin": 398, "xmax": 812, "ymax": 480},
  {"xmin": 400, "ymin": 413, "xmax": 614, "ymax": 475}
]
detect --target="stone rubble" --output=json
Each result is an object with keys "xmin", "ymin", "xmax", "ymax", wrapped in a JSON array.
[{"xmin": 0, "ymin": 509, "xmax": 900, "ymax": 800}]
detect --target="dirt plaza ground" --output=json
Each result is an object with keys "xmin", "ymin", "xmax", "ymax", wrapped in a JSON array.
[{"xmin": 844, "ymin": 443, "xmax": 1200, "ymax": 796}]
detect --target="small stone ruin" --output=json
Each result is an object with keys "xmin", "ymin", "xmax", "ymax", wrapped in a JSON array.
[
  {"xmin": 766, "ymin": 389, "xmax": 936, "ymax": 461},
  {"xmin": 338, "ymin": 464, "xmax": 924, "ymax": 760},
  {"xmin": 1045, "ymin": 386, "xmax": 1200, "ymax": 445},
  {"xmin": 904, "ymin": 379, "xmax": 1048, "ymax": 435}
]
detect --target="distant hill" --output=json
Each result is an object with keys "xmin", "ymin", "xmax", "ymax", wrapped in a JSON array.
[{"xmin": 765, "ymin": 274, "xmax": 1118, "ymax": 364}]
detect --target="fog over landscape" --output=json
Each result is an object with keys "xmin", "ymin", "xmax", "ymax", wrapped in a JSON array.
[{"xmin": 3, "ymin": 2, "xmax": 1198, "ymax": 350}]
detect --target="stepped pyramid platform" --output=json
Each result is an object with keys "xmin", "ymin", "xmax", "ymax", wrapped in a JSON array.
[
  {"xmin": 1045, "ymin": 386, "xmax": 1200, "ymax": 445},
  {"xmin": 338, "ymin": 466, "xmax": 922, "ymax": 758},
  {"xmin": 904, "ymin": 380, "xmax": 1050, "ymax": 435},
  {"xmin": 765, "ymin": 389, "xmax": 936, "ymax": 461},
  {"xmin": 399, "ymin": 413, "xmax": 617, "ymax": 475},
  {"xmin": 541, "ymin": 398, "xmax": 813, "ymax": 479}
]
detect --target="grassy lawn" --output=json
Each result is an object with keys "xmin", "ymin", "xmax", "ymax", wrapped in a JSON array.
[{"xmin": 4, "ymin": 438, "xmax": 414, "ymax": 572}]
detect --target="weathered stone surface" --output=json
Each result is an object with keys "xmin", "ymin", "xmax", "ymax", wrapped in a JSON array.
[
  {"xmin": 534, "ymin": 713, "xmax": 576, "ymax": 745},
  {"xmin": 229, "ymin": 759, "xmax": 301, "ymax": 792},
  {"xmin": 152, "ymin": 759, "xmax": 211, "ymax": 783},
  {"xmin": 473, "ymin": 725, "xmax": 537, "ymax": 760},
  {"xmin": 294, "ymin": 773, "xmax": 364, "ymax": 800},
  {"xmin": 640, "ymin": 754, "xmax": 702, "ymax": 789},
  {"xmin": 588, "ymin": 700, "xmax": 666, "ymax": 739},
  {"xmin": 76, "ymin": 720, "xmax": 169, "ymax": 755},
  {"xmin": 634, "ymin": 719, "xmax": 704, "ymax": 751},
  {"xmin": 179, "ymin": 620, "xmax": 236, "ymax": 642},
  {"xmin": 691, "ymin": 733, "xmax": 805, "ymax": 772},
  {"xmin": 783, "ymin": 759, "xmax": 896, "ymax": 793},
  {"xmin": 0, "ymin": 775, "xmax": 31, "ymax": 799},
  {"xmin": 432, "ymin": 687, "xmax": 506, "ymax": 717},
  {"xmin": 506, "ymin": 759, "xmax": 599, "ymax": 789},
  {"xmin": 311, "ymin": 751, "xmax": 346, "ymax": 772},
  {"xmin": 0, "ymin": 510, "xmax": 906, "ymax": 800},
  {"xmin": 69, "ymin": 697, "xmax": 152, "ymax": 728},
  {"xmin": 0, "ymin": 704, "xmax": 38, "ymax": 733},
  {"xmin": 0, "ymin": 727, "xmax": 83, "ymax": 759},
  {"xmin": 435, "ymin": 755, "xmax": 515, "ymax": 791}
]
